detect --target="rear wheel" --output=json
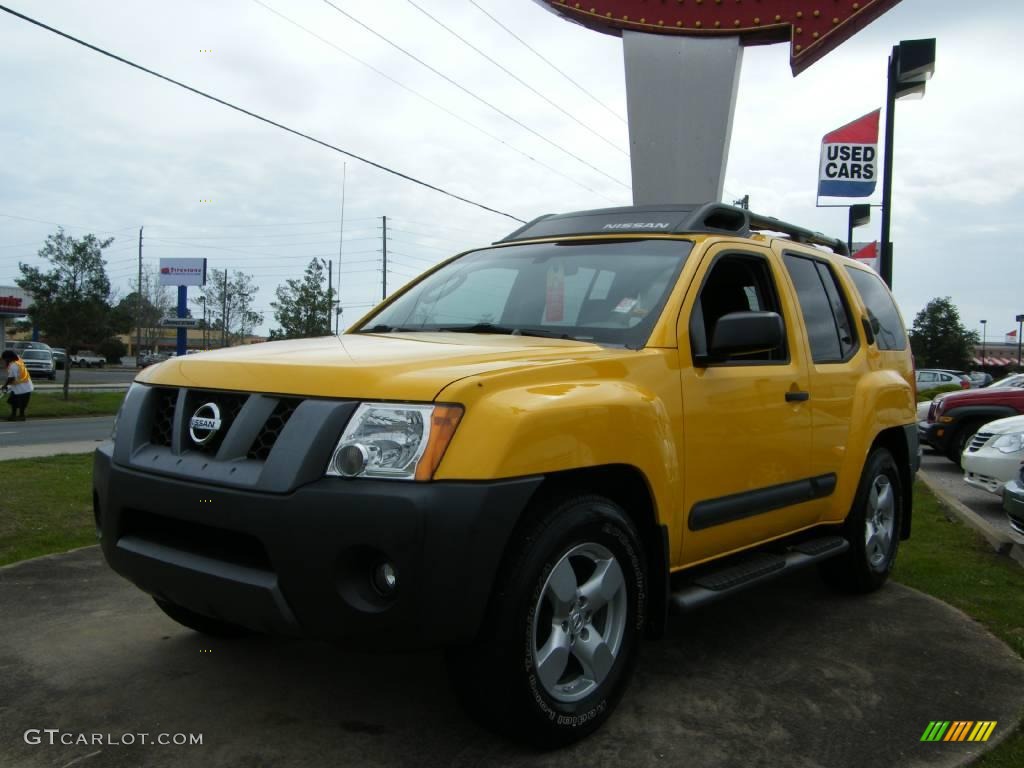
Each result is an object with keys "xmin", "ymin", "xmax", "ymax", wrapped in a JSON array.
[
  {"xmin": 820, "ymin": 447, "xmax": 903, "ymax": 593},
  {"xmin": 448, "ymin": 495, "xmax": 646, "ymax": 747},
  {"xmin": 153, "ymin": 598, "xmax": 251, "ymax": 637}
]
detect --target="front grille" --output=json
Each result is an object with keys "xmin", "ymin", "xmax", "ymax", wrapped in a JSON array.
[
  {"xmin": 151, "ymin": 388, "xmax": 178, "ymax": 446},
  {"xmin": 146, "ymin": 386, "xmax": 307, "ymax": 462},
  {"xmin": 967, "ymin": 432, "xmax": 994, "ymax": 452},
  {"xmin": 248, "ymin": 398, "xmax": 302, "ymax": 460},
  {"xmin": 927, "ymin": 401, "xmax": 938, "ymax": 422},
  {"xmin": 121, "ymin": 508, "xmax": 272, "ymax": 571}
]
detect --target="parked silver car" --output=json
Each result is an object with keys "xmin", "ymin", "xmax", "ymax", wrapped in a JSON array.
[{"xmin": 19, "ymin": 348, "xmax": 56, "ymax": 380}]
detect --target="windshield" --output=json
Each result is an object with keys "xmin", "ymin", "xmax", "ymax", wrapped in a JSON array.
[
  {"xmin": 22, "ymin": 350, "xmax": 51, "ymax": 361},
  {"xmin": 990, "ymin": 374, "xmax": 1024, "ymax": 389},
  {"xmin": 359, "ymin": 239, "xmax": 693, "ymax": 348}
]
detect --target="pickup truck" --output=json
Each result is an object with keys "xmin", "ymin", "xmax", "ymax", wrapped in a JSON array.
[
  {"xmin": 71, "ymin": 351, "xmax": 106, "ymax": 368},
  {"xmin": 919, "ymin": 378, "xmax": 1024, "ymax": 463}
]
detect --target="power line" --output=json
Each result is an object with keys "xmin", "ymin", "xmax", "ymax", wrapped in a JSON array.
[
  {"xmin": 0, "ymin": 4, "xmax": 526, "ymax": 224},
  {"xmin": 0, "ymin": 211, "xmax": 135, "ymax": 236},
  {"xmin": 250, "ymin": 0, "xmax": 614, "ymax": 202},
  {"xmin": 403, "ymin": 0, "xmax": 627, "ymax": 157},
  {"xmin": 468, "ymin": 0, "xmax": 627, "ymax": 125},
  {"xmin": 146, "ymin": 216, "xmax": 381, "ymax": 228},
  {"xmin": 318, "ymin": 0, "xmax": 629, "ymax": 190}
]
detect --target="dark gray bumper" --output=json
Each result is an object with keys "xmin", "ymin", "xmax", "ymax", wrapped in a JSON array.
[{"xmin": 94, "ymin": 445, "xmax": 541, "ymax": 648}]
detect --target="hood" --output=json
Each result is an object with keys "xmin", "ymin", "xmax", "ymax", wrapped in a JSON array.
[
  {"xmin": 136, "ymin": 333, "xmax": 622, "ymax": 401},
  {"xmin": 976, "ymin": 414, "xmax": 1024, "ymax": 435},
  {"xmin": 938, "ymin": 386, "xmax": 1024, "ymax": 411}
]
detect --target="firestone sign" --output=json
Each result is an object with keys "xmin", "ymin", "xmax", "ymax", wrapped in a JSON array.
[
  {"xmin": 536, "ymin": 0, "xmax": 903, "ymax": 74},
  {"xmin": 158, "ymin": 258, "xmax": 208, "ymax": 287}
]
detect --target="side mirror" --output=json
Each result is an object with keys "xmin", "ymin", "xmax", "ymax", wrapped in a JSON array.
[{"xmin": 708, "ymin": 311, "xmax": 784, "ymax": 359}]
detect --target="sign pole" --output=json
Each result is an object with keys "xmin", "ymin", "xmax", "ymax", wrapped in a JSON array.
[{"xmin": 177, "ymin": 286, "xmax": 187, "ymax": 357}]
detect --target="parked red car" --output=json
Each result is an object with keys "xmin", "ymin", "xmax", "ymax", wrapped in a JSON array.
[{"xmin": 919, "ymin": 377, "xmax": 1024, "ymax": 463}]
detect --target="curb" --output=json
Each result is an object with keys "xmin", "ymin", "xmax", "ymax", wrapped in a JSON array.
[{"xmin": 918, "ymin": 471, "xmax": 1024, "ymax": 567}]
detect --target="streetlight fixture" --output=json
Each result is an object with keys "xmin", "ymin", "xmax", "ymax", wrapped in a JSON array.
[
  {"xmin": 1016, "ymin": 314, "xmax": 1024, "ymax": 369},
  {"xmin": 879, "ymin": 38, "xmax": 936, "ymax": 288},
  {"xmin": 847, "ymin": 204, "xmax": 871, "ymax": 255},
  {"xmin": 980, "ymin": 319, "xmax": 988, "ymax": 368}
]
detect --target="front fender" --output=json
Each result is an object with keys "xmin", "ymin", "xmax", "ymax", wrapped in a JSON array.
[{"xmin": 433, "ymin": 352, "xmax": 683, "ymax": 530}]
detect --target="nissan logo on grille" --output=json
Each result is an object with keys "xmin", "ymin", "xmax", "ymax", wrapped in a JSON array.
[{"xmin": 189, "ymin": 402, "xmax": 222, "ymax": 446}]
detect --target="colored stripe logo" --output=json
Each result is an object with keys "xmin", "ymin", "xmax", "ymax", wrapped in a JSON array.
[{"xmin": 920, "ymin": 721, "xmax": 998, "ymax": 742}]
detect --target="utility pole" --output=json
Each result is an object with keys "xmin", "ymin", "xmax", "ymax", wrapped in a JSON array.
[
  {"xmin": 337, "ymin": 163, "xmax": 346, "ymax": 334},
  {"xmin": 382, "ymin": 215, "xmax": 388, "ymax": 301},
  {"xmin": 732, "ymin": 195, "xmax": 749, "ymax": 210},
  {"xmin": 136, "ymin": 226, "xmax": 143, "ymax": 361},
  {"xmin": 328, "ymin": 259, "xmax": 333, "ymax": 334},
  {"xmin": 222, "ymin": 269, "xmax": 228, "ymax": 348},
  {"xmin": 1017, "ymin": 314, "xmax": 1024, "ymax": 369}
]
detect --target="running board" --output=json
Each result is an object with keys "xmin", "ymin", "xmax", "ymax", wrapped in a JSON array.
[{"xmin": 669, "ymin": 536, "xmax": 849, "ymax": 613}]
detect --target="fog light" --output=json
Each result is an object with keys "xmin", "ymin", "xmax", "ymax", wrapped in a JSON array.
[
  {"xmin": 334, "ymin": 443, "xmax": 369, "ymax": 477},
  {"xmin": 373, "ymin": 562, "xmax": 398, "ymax": 595}
]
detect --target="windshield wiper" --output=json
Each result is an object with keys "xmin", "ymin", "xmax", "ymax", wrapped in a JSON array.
[
  {"xmin": 438, "ymin": 323, "xmax": 575, "ymax": 340},
  {"xmin": 358, "ymin": 324, "xmax": 422, "ymax": 333}
]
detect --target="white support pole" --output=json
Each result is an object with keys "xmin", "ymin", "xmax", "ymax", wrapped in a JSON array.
[{"xmin": 623, "ymin": 32, "xmax": 743, "ymax": 205}]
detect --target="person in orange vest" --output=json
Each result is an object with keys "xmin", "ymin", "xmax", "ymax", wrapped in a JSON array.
[{"xmin": 1, "ymin": 350, "xmax": 34, "ymax": 421}]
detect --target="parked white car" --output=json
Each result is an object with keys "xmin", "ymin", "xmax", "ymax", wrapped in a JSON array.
[{"xmin": 962, "ymin": 414, "xmax": 1024, "ymax": 494}]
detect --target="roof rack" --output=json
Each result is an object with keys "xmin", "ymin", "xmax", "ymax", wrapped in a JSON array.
[{"xmin": 497, "ymin": 202, "xmax": 849, "ymax": 257}]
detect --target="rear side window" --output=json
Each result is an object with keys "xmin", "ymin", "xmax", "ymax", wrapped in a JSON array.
[
  {"xmin": 845, "ymin": 267, "xmax": 908, "ymax": 351},
  {"xmin": 784, "ymin": 254, "xmax": 857, "ymax": 363}
]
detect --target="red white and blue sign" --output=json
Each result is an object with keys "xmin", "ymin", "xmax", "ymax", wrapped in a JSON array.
[{"xmin": 818, "ymin": 110, "xmax": 880, "ymax": 198}]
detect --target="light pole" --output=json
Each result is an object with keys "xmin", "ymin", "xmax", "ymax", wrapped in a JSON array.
[
  {"xmin": 1016, "ymin": 314, "xmax": 1023, "ymax": 369},
  {"xmin": 879, "ymin": 38, "xmax": 936, "ymax": 288},
  {"xmin": 980, "ymin": 319, "xmax": 988, "ymax": 368}
]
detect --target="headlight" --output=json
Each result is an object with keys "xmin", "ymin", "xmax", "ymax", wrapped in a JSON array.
[
  {"xmin": 326, "ymin": 402, "xmax": 463, "ymax": 481},
  {"xmin": 992, "ymin": 432, "xmax": 1024, "ymax": 454}
]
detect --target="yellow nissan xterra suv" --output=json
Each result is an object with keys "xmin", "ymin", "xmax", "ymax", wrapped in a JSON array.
[{"xmin": 94, "ymin": 202, "xmax": 918, "ymax": 746}]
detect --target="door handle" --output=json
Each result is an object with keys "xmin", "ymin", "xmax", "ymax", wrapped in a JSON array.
[{"xmin": 785, "ymin": 391, "xmax": 810, "ymax": 402}]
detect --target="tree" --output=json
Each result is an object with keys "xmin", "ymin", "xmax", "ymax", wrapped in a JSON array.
[
  {"xmin": 111, "ymin": 267, "xmax": 175, "ymax": 353},
  {"xmin": 17, "ymin": 229, "xmax": 115, "ymax": 399},
  {"xmin": 193, "ymin": 269, "xmax": 262, "ymax": 347},
  {"xmin": 269, "ymin": 259, "xmax": 335, "ymax": 340},
  {"xmin": 909, "ymin": 297, "xmax": 980, "ymax": 370}
]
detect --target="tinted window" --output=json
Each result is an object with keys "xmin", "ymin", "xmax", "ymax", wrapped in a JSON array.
[
  {"xmin": 690, "ymin": 253, "xmax": 787, "ymax": 364},
  {"xmin": 845, "ymin": 267, "xmax": 908, "ymax": 351},
  {"xmin": 361, "ymin": 239, "xmax": 693, "ymax": 348},
  {"xmin": 816, "ymin": 262, "xmax": 857, "ymax": 358},
  {"xmin": 22, "ymin": 351, "xmax": 51, "ymax": 361},
  {"xmin": 785, "ymin": 255, "xmax": 842, "ymax": 362}
]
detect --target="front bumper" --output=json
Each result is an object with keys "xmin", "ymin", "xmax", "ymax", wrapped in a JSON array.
[
  {"xmin": 1003, "ymin": 479, "xmax": 1024, "ymax": 540},
  {"xmin": 963, "ymin": 449, "xmax": 1023, "ymax": 495},
  {"xmin": 918, "ymin": 420, "xmax": 946, "ymax": 452},
  {"xmin": 94, "ymin": 445, "xmax": 541, "ymax": 648}
]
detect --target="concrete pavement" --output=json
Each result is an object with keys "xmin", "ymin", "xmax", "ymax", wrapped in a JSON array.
[{"xmin": 1, "ymin": 547, "xmax": 1022, "ymax": 767}]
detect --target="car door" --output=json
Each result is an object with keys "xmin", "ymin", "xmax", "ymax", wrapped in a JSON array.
[
  {"xmin": 780, "ymin": 251, "xmax": 863, "ymax": 521},
  {"xmin": 677, "ymin": 244, "xmax": 814, "ymax": 566}
]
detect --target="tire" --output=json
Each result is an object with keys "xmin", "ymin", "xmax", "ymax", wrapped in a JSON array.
[
  {"xmin": 153, "ymin": 597, "xmax": 252, "ymax": 637},
  {"xmin": 820, "ymin": 448, "xmax": 903, "ymax": 594},
  {"xmin": 448, "ymin": 495, "xmax": 647, "ymax": 747},
  {"xmin": 947, "ymin": 419, "xmax": 984, "ymax": 466}
]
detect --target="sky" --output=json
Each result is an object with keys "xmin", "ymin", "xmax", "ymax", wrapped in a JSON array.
[{"xmin": 0, "ymin": 0, "xmax": 1021, "ymax": 341}]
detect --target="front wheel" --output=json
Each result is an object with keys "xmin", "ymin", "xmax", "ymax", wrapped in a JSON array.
[
  {"xmin": 820, "ymin": 447, "xmax": 903, "ymax": 593},
  {"xmin": 448, "ymin": 495, "xmax": 647, "ymax": 747}
]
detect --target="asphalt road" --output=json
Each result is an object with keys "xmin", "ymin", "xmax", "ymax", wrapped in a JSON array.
[
  {"xmin": 2, "ymin": 549, "xmax": 1022, "ymax": 768},
  {"xmin": 0, "ymin": 415, "xmax": 113, "ymax": 447},
  {"xmin": 918, "ymin": 449, "xmax": 1012, "ymax": 535},
  {"xmin": 46, "ymin": 367, "xmax": 138, "ymax": 386}
]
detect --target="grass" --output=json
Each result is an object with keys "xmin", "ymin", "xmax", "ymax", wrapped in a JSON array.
[
  {"xmin": 17, "ymin": 391, "xmax": 125, "ymax": 419},
  {"xmin": 0, "ymin": 462, "xmax": 1020, "ymax": 761},
  {"xmin": 918, "ymin": 383, "xmax": 964, "ymax": 402},
  {"xmin": 894, "ymin": 482, "xmax": 1024, "ymax": 766},
  {"xmin": 0, "ymin": 454, "xmax": 95, "ymax": 567}
]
